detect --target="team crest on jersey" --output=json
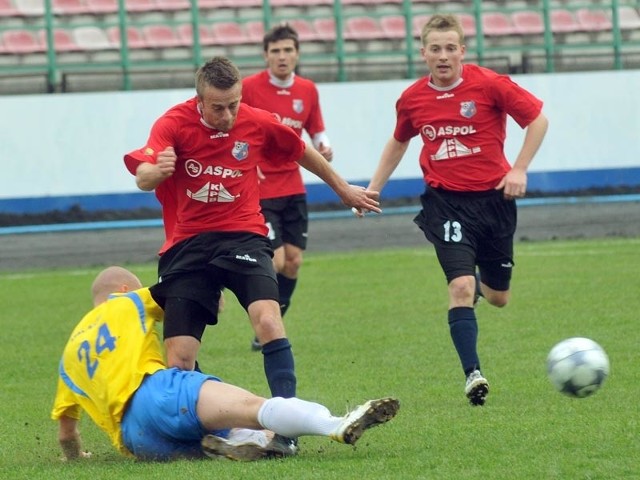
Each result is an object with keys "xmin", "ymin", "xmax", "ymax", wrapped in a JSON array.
[
  {"xmin": 292, "ymin": 99, "xmax": 304, "ymax": 114},
  {"xmin": 460, "ymin": 101, "xmax": 477, "ymax": 118},
  {"xmin": 232, "ymin": 141, "xmax": 249, "ymax": 161}
]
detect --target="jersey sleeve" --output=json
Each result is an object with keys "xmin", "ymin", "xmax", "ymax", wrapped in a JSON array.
[
  {"xmin": 393, "ymin": 94, "xmax": 419, "ymax": 143},
  {"xmin": 487, "ymin": 75, "xmax": 543, "ymax": 128},
  {"xmin": 261, "ymin": 111, "xmax": 306, "ymax": 164},
  {"xmin": 51, "ymin": 376, "xmax": 82, "ymax": 421},
  {"xmin": 123, "ymin": 115, "xmax": 178, "ymax": 175},
  {"xmin": 303, "ymin": 84, "xmax": 326, "ymax": 137}
]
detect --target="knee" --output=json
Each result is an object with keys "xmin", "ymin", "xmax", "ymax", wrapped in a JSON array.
[
  {"xmin": 449, "ymin": 276, "xmax": 475, "ymax": 303},
  {"xmin": 485, "ymin": 291, "xmax": 510, "ymax": 308}
]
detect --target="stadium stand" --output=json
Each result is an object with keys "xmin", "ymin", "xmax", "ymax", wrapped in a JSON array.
[
  {"xmin": 38, "ymin": 28, "xmax": 81, "ymax": 51},
  {"xmin": 2, "ymin": 28, "xmax": 43, "ymax": 53},
  {"xmin": 2, "ymin": 0, "xmax": 640, "ymax": 93}
]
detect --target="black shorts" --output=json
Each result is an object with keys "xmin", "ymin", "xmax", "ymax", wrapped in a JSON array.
[
  {"xmin": 261, "ymin": 194, "xmax": 308, "ymax": 250},
  {"xmin": 413, "ymin": 187, "xmax": 517, "ymax": 290},
  {"xmin": 151, "ymin": 231, "xmax": 279, "ymax": 324}
]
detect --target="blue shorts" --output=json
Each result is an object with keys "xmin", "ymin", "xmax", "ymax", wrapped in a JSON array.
[{"xmin": 121, "ymin": 368, "xmax": 229, "ymax": 460}]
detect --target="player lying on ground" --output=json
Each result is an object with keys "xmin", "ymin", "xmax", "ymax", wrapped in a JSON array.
[{"xmin": 51, "ymin": 266, "xmax": 399, "ymax": 461}]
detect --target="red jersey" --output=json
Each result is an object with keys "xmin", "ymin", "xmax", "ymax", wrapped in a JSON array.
[
  {"xmin": 394, "ymin": 64, "xmax": 543, "ymax": 191},
  {"xmin": 124, "ymin": 99, "xmax": 306, "ymax": 254},
  {"xmin": 242, "ymin": 70, "xmax": 326, "ymax": 199}
]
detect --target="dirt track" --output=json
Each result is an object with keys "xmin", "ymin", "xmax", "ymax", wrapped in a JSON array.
[{"xmin": 1, "ymin": 200, "xmax": 639, "ymax": 273}]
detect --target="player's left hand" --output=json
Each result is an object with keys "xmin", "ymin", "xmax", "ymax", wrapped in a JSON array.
[
  {"xmin": 344, "ymin": 185, "xmax": 381, "ymax": 215},
  {"xmin": 496, "ymin": 169, "xmax": 527, "ymax": 200}
]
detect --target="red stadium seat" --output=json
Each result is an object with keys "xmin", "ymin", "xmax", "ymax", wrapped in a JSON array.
[
  {"xmin": 106, "ymin": 26, "xmax": 148, "ymax": 48},
  {"xmin": 0, "ymin": 0, "xmax": 19, "ymax": 17},
  {"xmin": 312, "ymin": 18, "xmax": 335, "ymax": 41},
  {"xmin": 2, "ymin": 29, "xmax": 44, "ymax": 53},
  {"xmin": 126, "ymin": 0, "xmax": 158, "ymax": 13},
  {"xmin": 550, "ymin": 9, "xmax": 581, "ymax": 34},
  {"xmin": 245, "ymin": 20, "xmax": 264, "ymax": 43},
  {"xmin": 287, "ymin": 19, "xmax": 318, "ymax": 42},
  {"xmin": 459, "ymin": 13, "xmax": 477, "ymax": 38},
  {"xmin": 38, "ymin": 28, "xmax": 81, "ymax": 52},
  {"xmin": 511, "ymin": 10, "xmax": 545, "ymax": 36},
  {"xmin": 210, "ymin": 21, "xmax": 249, "ymax": 45},
  {"xmin": 142, "ymin": 24, "xmax": 183, "ymax": 48},
  {"xmin": 72, "ymin": 26, "xmax": 113, "ymax": 50},
  {"xmin": 412, "ymin": 14, "xmax": 430, "ymax": 38},
  {"xmin": 576, "ymin": 8, "xmax": 611, "ymax": 32},
  {"xmin": 380, "ymin": 15, "xmax": 407, "ymax": 40},
  {"xmin": 482, "ymin": 12, "xmax": 514, "ymax": 36},
  {"xmin": 176, "ymin": 23, "xmax": 215, "ymax": 46},
  {"xmin": 85, "ymin": 0, "xmax": 117, "ymax": 14},
  {"xmin": 344, "ymin": 16, "xmax": 383, "ymax": 40}
]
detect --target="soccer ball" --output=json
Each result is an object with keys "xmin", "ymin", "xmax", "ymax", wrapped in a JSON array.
[{"xmin": 546, "ymin": 337, "xmax": 610, "ymax": 398}]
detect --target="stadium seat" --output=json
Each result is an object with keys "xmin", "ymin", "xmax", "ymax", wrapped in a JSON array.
[
  {"xmin": 38, "ymin": 28, "xmax": 81, "ymax": 52},
  {"xmin": 0, "ymin": 0, "xmax": 19, "ymax": 17},
  {"xmin": 576, "ymin": 8, "xmax": 611, "ymax": 32},
  {"xmin": 481, "ymin": 12, "xmax": 514, "ymax": 36},
  {"xmin": 52, "ymin": 0, "xmax": 91, "ymax": 15},
  {"xmin": 380, "ymin": 15, "xmax": 407, "ymax": 40},
  {"xmin": 72, "ymin": 26, "xmax": 113, "ymax": 50},
  {"xmin": 457, "ymin": 13, "xmax": 477, "ymax": 38},
  {"xmin": 550, "ymin": 9, "xmax": 581, "ymax": 34},
  {"xmin": 287, "ymin": 19, "xmax": 318, "ymax": 42},
  {"xmin": 14, "ymin": 0, "xmax": 44, "ymax": 16},
  {"xmin": 126, "ymin": 0, "xmax": 159, "ymax": 13},
  {"xmin": 511, "ymin": 10, "xmax": 544, "ymax": 36},
  {"xmin": 412, "ymin": 14, "xmax": 430, "ymax": 37},
  {"xmin": 85, "ymin": 0, "xmax": 118, "ymax": 14},
  {"xmin": 155, "ymin": 0, "xmax": 191, "ymax": 13},
  {"xmin": 245, "ymin": 20, "xmax": 264, "ymax": 43},
  {"xmin": 2, "ymin": 29, "xmax": 44, "ymax": 53},
  {"xmin": 312, "ymin": 18, "xmax": 336, "ymax": 41},
  {"xmin": 142, "ymin": 24, "xmax": 183, "ymax": 48},
  {"xmin": 106, "ymin": 26, "xmax": 148, "ymax": 48},
  {"xmin": 176, "ymin": 23, "xmax": 215, "ymax": 46},
  {"xmin": 344, "ymin": 16, "xmax": 383, "ymax": 40},
  {"xmin": 618, "ymin": 6, "xmax": 640, "ymax": 32},
  {"xmin": 210, "ymin": 21, "xmax": 249, "ymax": 45}
]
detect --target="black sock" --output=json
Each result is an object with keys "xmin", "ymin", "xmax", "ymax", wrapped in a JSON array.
[
  {"xmin": 448, "ymin": 307, "xmax": 480, "ymax": 376},
  {"xmin": 262, "ymin": 338, "xmax": 296, "ymax": 398},
  {"xmin": 277, "ymin": 273, "xmax": 297, "ymax": 317}
]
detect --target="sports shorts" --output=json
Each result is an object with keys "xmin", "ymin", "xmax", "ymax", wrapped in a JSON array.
[
  {"xmin": 120, "ymin": 368, "xmax": 229, "ymax": 461},
  {"xmin": 150, "ymin": 232, "xmax": 279, "ymax": 338},
  {"xmin": 413, "ymin": 187, "xmax": 517, "ymax": 290},
  {"xmin": 261, "ymin": 194, "xmax": 309, "ymax": 250}
]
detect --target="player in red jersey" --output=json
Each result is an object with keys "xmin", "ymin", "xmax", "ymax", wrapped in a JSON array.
[
  {"xmin": 124, "ymin": 58, "xmax": 380, "ymax": 434},
  {"xmin": 242, "ymin": 24, "xmax": 334, "ymax": 351},
  {"xmin": 364, "ymin": 14, "xmax": 548, "ymax": 406}
]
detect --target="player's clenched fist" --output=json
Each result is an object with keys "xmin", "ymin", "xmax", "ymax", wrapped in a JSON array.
[{"xmin": 156, "ymin": 146, "xmax": 177, "ymax": 177}]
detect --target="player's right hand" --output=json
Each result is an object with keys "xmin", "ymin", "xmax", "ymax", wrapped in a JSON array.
[{"xmin": 156, "ymin": 146, "xmax": 177, "ymax": 177}]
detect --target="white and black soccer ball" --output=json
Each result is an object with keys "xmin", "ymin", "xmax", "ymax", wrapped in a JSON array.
[{"xmin": 546, "ymin": 337, "xmax": 610, "ymax": 398}]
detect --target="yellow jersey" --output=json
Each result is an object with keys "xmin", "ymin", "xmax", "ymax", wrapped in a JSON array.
[{"xmin": 51, "ymin": 287, "xmax": 165, "ymax": 455}]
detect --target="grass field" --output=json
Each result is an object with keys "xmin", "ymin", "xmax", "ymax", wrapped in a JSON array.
[{"xmin": 1, "ymin": 238, "xmax": 638, "ymax": 480}]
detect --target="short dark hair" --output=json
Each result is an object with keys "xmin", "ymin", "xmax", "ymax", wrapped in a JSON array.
[
  {"xmin": 195, "ymin": 56, "xmax": 241, "ymax": 97},
  {"xmin": 263, "ymin": 23, "xmax": 299, "ymax": 52}
]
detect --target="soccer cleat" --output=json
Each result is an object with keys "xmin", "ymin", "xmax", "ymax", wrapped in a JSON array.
[
  {"xmin": 251, "ymin": 336, "xmax": 262, "ymax": 351},
  {"xmin": 465, "ymin": 370, "xmax": 489, "ymax": 406},
  {"xmin": 201, "ymin": 432, "xmax": 297, "ymax": 461},
  {"xmin": 330, "ymin": 397, "xmax": 400, "ymax": 445}
]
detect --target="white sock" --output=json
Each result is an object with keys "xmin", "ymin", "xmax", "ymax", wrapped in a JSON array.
[{"xmin": 257, "ymin": 397, "xmax": 343, "ymax": 438}]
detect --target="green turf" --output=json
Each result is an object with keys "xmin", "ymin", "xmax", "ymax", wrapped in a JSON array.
[{"xmin": 1, "ymin": 238, "xmax": 638, "ymax": 479}]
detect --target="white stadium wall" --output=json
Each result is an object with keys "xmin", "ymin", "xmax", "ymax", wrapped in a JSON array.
[{"xmin": 1, "ymin": 69, "xmax": 639, "ymax": 214}]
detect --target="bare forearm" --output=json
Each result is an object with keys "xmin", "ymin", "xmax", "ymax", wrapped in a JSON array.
[
  {"xmin": 368, "ymin": 137, "xmax": 409, "ymax": 192},
  {"xmin": 135, "ymin": 162, "xmax": 167, "ymax": 191},
  {"xmin": 512, "ymin": 113, "xmax": 548, "ymax": 172},
  {"xmin": 60, "ymin": 436, "xmax": 82, "ymax": 460}
]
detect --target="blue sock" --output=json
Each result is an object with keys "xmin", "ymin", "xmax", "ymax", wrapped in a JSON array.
[
  {"xmin": 448, "ymin": 307, "xmax": 480, "ymax": 376},
  {"xmin": 262, "ymin": 338, "xmax": 297, "ymax": 398},
  {"xmin": 277, "ymin": 273, "xmax": 297, "ymax": 317}
]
